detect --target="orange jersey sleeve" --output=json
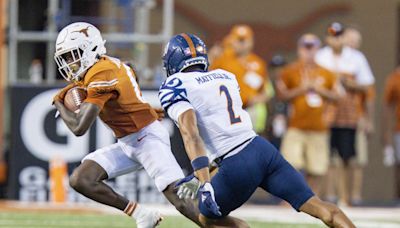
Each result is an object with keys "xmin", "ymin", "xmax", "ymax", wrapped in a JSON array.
[
  {"xmin": 383, "ymin": 71, "xmax": 400, "ymax": 131},
  {"xmin": 321, "ymin": 68, "xmax": 336, "ymax": 90},
  {"xmin": 81, "ymin": 56, "xmax": 157, "ymax": 138},
  {"xmin": 384, "ymin": 73, "xmax": 399, "ymax": 105},
  {"xmin": 84, "ymin": 70, "xmax": 117, "ymax": 109},
  {"xmin": 279, "ymin": 64, "xmax": 293, "ymax": 89}
]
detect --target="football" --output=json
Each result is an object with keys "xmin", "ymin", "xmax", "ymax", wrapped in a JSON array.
[{"xmin": 63, "ymin": 87, "xmax": 87, "ymax": 113}]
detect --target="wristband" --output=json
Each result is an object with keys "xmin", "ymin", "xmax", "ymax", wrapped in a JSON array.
[{"xmin": 191, "ymin": 156, "xmax": 209, "ymax": 171}]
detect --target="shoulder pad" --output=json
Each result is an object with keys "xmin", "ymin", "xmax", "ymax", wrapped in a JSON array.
[{"xmin": 84, "ymin": 57, "xmax": 119, "ymax": 82}]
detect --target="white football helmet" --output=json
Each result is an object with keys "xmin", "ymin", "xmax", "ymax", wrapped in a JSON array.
[{"xmin": 54, "ymin": 22, "xmax": 106, "ymax": 81}]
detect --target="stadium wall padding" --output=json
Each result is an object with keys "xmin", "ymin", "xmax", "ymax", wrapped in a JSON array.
[{"xmin": 7, "ymin": 85, "xmax": 191, "ymax": 202}]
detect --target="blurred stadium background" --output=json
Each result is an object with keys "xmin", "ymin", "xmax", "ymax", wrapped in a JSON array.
[{"xmin": 0, "ymin": 0, "xmax": 400, "ymax": 227}]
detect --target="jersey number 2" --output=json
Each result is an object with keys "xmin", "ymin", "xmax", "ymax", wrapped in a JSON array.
[{"xmin": 220, "ymin": 85, "xmax": 241, "ymax": 124}]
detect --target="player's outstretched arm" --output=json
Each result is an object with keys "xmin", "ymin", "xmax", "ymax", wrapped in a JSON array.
[
  {"xmin": 178, "ymin": 109, "xmax": 210, "ymax": 183},
  {"xmin": 54, "ymin": 101, "xmax": 100, "ymax": 136},
  {"xmin": 177, "ymin": 109, "xmax": 222, "ymax": 218}
]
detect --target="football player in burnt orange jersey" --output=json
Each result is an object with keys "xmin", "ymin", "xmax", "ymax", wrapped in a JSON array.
[{"xmin": 52, "ymin": 22, "xmax": 200, "ymax": 228}]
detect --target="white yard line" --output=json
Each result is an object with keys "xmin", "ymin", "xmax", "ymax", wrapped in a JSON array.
[{"xmin": 1, "ymin": 201, "xmax": 399, "ymax": 227}]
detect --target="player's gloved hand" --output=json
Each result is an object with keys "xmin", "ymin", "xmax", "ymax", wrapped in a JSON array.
[
  {"xmin": 175, "ymin": 173, "xmax": 201, "ymax": 199},
  {"xmin": 52, "ymin": 83, "xmax": 76, "ymax": 105},
  {"xmin": 198, "ymin": 182, "xmax": 222, "ymax": 217}
]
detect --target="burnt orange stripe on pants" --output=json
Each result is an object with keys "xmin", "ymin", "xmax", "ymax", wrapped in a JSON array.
[{"xmin": 180, "ymin": 33, "xmax": 197, "ymax": 58}]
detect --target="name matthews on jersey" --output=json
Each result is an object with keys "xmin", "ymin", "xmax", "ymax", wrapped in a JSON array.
[{"xmin": 195, "ymin": 72, "xmax": 233, "ymax": 84}]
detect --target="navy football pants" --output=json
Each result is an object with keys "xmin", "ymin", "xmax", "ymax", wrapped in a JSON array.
[{"xmin": 200, "ymin": 136, "xmax": 314, "ymax": 218}]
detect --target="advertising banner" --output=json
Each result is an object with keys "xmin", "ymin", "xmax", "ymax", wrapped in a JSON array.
[{"xmin": 8, "ymin": 85, "xmax": 190, "ymax": 203}]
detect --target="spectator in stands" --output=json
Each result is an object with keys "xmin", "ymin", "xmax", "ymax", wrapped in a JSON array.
[
  {"xmin": 210, "ymin": 25, "xmax": 271, "ymax": 134},
  {"xmin": 343, "ymin": 27, "xmax": 376, "ymax": 206},
  {"xmin": 383, "ymin": 67, "xmax": 400, "ymax": 205},
  {"xmin": 266, "ymin": 54, "xmax": 288, "ymax": 149},
  {"xmin": 315, "ymin": 22, "xmax": 375, "ymax": 206},
  {"xmin": 277, "ymin": 34, "xmax": 339, "ymax": 196},
  {"xmin": 208, "ymin": 34, "xmax": 235, "ymax": 66},
  {"xmin": 28, "ymin": 59, "xmax": 43, "ymax": 84},
  {"xmin": 207, "ymin": 42, "xmax": 223, "ymax": 66}
]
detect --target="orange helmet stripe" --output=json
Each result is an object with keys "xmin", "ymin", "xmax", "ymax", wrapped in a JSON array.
[{"xmin": 180, "ymin": 33, "xmax": 197, "ymax": 58}]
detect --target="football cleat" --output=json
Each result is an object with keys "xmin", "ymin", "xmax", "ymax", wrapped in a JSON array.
[{"xmin": 133, "ymin": 205, "xmax": 163, "ymax": 228}]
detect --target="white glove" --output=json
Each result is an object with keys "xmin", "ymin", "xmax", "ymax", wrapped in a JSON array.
[
  {"xmin": 383, "ymin": 145, "xmax": 396, "ymax": 167},
  {"xmin": 176, "ymin": 174, "xmax": 201, "ymax": 199}
]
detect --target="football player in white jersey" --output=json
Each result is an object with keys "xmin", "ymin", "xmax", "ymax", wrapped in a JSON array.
[{"xmin": 159, "ymin": 33, "xmax": 355, "ymax": 228}]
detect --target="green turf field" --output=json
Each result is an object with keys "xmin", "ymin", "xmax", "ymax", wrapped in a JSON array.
[{"xmin": 0, "ymin": 212, "xmax": 323, "ymax": 228}]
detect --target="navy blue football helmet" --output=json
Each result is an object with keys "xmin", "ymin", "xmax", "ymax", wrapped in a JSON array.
[{"xmin": 162, "ymin": 33, "xmax": 208, "ymax": 77}]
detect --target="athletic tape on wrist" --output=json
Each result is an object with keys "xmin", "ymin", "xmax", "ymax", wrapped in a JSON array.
[{"xmin": 191, "ymin": 156, "xmax": 209, "ymax": 171}]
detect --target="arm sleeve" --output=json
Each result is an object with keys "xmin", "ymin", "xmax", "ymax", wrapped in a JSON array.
[
  {"xmin": 258, "ymin": 59, "xmax": 268, "ymax": 79},
  {"xmin": 326, "ymin": 71, "xmax": 336, "ymax": 90},
  {"xmin": 278, "ymin": 67, "xmax": 290, "ymax": 89},
  {"xmin": 167, "ymin": 101, "xmax": 194, "ymax": 123},
  {"xmin": 84, "ymin": 70, "xmax": 117, "ymax": 109},
  {"xmin": 384, "ymin": 75, "xmax": 396, "ymax": 105},
  {"xmin": 356, "ymin": 53, "xmax": 375, "ymax": 86},
  {"xmin": 159, "ymin": 77, "xmax": 194, "ymax": 123}
]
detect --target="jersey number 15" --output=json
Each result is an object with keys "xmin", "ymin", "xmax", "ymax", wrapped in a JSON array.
[{"xmin": 220, "ymin": 85, "xmax": 241, "ymax": 124}]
